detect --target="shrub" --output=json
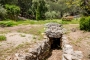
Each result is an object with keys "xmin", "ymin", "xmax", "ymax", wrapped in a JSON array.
[
  {"xmin": 45, "ymin": 11, "xmax": 60, "ymax": 19},
  {"xmin": 0, "ymin": 5, "xmax": 7, "ymax": 20},
  {"xmin": 80, "ymin": 16, "xmax": 90, "ymax": 31},
  {"xmin": 5, "ymin": 4, "xmax": 20, "ymax": 20},
  {"xmin": 45, "ymin": 11, "xmax": 52, "ymax": 19},
  {"xmin": 0, "ymin": 35, "xmax": 6, "ymax": 41}
]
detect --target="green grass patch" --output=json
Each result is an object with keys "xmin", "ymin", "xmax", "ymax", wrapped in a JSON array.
[
  {"xmin": 0, "ymin": 20, "xmax": 17, "ymax": 27},
  {"xmin": 62, "ymin": 19, "xmax": 80, "ymax": 24},
  {"xmin": 0, "ymin": 19, "xmax": 79, "ymax": 27},
  {"xmin": 16, "ymin": 19, "xmax": 62, "ymax": 25},
  {"xmin": 0, "ymin": 19, "xmax": 62, "ymax": 25},
  {"xmin": 0, "ymin": 35, "xmax": 6, "ymax": 41}
]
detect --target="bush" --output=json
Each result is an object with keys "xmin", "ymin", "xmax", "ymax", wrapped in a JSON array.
[
  {"xmin": 45, "ymin": 11, "xmax": 60, "ymax": 19},
  {"xmin": 5, "ymin": 4, "xmax": 20, "ymax": 20},
  {"xmin": 0, "ymin": 35, "xmax": 6, "ymax": 41},
  {"xmin": 0, "ymin": 5, "xmax": 7, "ymax": 20},
  {"xmin": 80, "ymin": 16, "xmax": 90, "ymax": 31}
]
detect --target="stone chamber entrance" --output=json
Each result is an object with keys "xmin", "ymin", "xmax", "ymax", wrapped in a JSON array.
[
  {"xmin": 50, "ymin": 38, "xmax": 61, "ymax": 49},
  {"xmin": 45, "ymin": 23, "xmax": 63, "ymax": 60},
  {"xmin": 47, "ymin": 37, "xmax": 62, "ymax": 60}
]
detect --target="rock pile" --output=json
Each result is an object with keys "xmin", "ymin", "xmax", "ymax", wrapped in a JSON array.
[
  {"xmin": 6, "ymin": 39, "xmax": 51, "ymax": 60},
  {"xmin": 45, "ymin": 23, "xmax": 63, "ymax": 38},
  {"xmin": 62, "ymin": 35, "xmax": 83, "ymax": 60}
]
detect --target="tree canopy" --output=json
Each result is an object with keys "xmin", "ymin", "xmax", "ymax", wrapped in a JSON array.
[{"xmin": 0, "ymin": 0, "xmax": 90, "ymax": 20}]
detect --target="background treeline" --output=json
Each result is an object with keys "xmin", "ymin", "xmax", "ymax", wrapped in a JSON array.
[{"xmin": 0, "ymin": 0, "xmax": 90, "ymax": 20}]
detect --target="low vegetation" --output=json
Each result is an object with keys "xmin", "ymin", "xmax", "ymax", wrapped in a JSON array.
[
  {"xmin": 80, "ymin": 16, "xmax": 90, "ymax": 31},
  {"xmin": 0, "ymin": 21, "xmax": 17, "ymax": 27},
  {"xmin": 0, "ymin": 19, "xmax": 79, "ymax": 27},
  {"xmin": 0, "ymin": 35, "xmax": 6, "ymax": 41},
  {"xmin": 62, "ymin": 19, "xmax": 80, "ymax": 24}
]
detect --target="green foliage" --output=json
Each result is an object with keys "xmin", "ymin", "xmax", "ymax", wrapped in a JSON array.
[
  {"xmin": 32, "ymin": 0, "xmax": 47, "ymax": 20},
  {"xmin": 0, "ymin": 0, "xmax": 83, "ymax": 20},
  {"xmin": 0, "ymin": 21, "xmax": 16, "ymax": 27},
  {"xmin": 18, "ymin": 0, "xmax": 32, "ymax": 18},
  {"xmin": 80, "ymin": 0, "xmax": 90, "ymax": 16},
  {"xmin": 65, "ymin": 0, "xmax": 81, "ymax": 15},
  {"xmin": 80, "ymin": 16, "xmax": 90, "ymax": 31},
  {"xmin": 5, "ymin": 4, "xmax": 20, "ymax": 20},
  {"xmin": 0, "ymin": 5, "xmax": 7, "ymax": 20},
  {"xmin": 0, "ymin": 35, "xmax": 6, "ymax": 41},
  {"xmin": 45, "ymin": 11, "xmax": 52, "ymax": 19},
  {"xmin": 36, "ymin": 5, "xmax": 40, "ymax": 20},
  {"xmin": 0, "ymin": 0, "xmax": 18, "ymax": 5},
  {"xmin": 82, "ymin": 0, "xmax": 90, "ymax": 15},
  {"xmin": 45, "ymin": 11, "xmax": 60, "ymax": 19}
]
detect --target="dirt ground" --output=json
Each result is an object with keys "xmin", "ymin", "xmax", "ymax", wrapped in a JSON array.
[
  {"xmin": 64, "ymin": 24, "xmax": 90, "ymax": 60},
  {"xmin": 47, "ymin": 50, "xmax": 62, "ymax": 60},
  {"xmin": 0, "ymin": 25, "xmax": 40, "ymax": 60},
  {"xmin": 0, "ymin": 24, "xmax": 90, "ymax": 60},
  {"xmin": 0, "ymin": 32, "xmax": 34, "ymax": 50}
]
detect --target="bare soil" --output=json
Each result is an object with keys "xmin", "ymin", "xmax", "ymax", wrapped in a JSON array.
[
  {"xmin": 0, "ymin": 25, "xmax": 41, "ymax": 60},
  {"xmin": 47, "ymin": 50, "xmax": 62, "ymax": 60},
  {"xmin": 0, "ymin": 32, "xmax": 34, "ymax": 50},
  {"xmin": 64, "ymin": 24, "xmax": 90, "ymax": 60}
]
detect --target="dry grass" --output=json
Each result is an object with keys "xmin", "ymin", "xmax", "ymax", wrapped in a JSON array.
[
  {"xmin": 64, "ymin": 24, "xmax": 90, "ymax": 60},
  {"xmin": 0, "ymin": 25, "xmax": 45, "ymax": 60},
  {"xmin": 0, "ymin": 41, "xmax": 37, "ymax": 60}
]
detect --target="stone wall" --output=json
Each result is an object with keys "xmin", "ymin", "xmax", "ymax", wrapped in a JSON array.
[
  {"xmin": 6, "ymin": 38, "xmax": 51, "ymax": 60},
  {"xmin": 62, "ymin": 35, "xmax": 83, "ymax": 60}
]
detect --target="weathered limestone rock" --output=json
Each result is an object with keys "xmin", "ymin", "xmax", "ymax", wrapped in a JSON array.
[
  {"xmin": 62, "ymin": 35, "xmax": 83, "ymax": 60},
  {"xmin": 45, "ymin": 23, "xmax": 62, "ymax": 28},
  {"xmin": 63, "ymin": 44, "xmax": 73, "ymax": 54},
  {"xmin": 63, "ymin": 54, "xmax": 72, "ymax": 60},
  {"xmin": 62, "ymin": 28, "xmax": 67, "ymax": 34},
  {"xmin": 62, "ymin": 36, "xmax": 69, "ymax": 47},
  {"xmin": 45, "ymin": 23, "xmax": 63, "ymax": 38},
  {"xmin": 6, "ymin": 39, "xmax": 51, "ymax": 60},
  {"xmin": 15, "ymin": 53, "xmax": 25, "ymax": 60},
  {"xmin": 72, "ymin": 51, "xmax": 83, "ymax": 60}
]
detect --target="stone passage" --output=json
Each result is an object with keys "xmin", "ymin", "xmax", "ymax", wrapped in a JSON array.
[
  {"xmin": 45, "ymin": 23, "xmax": 83, "ymax": 60},
  {"xmin": 45, "ymin": 23, "xmax": 63, "ymax": 49}
]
